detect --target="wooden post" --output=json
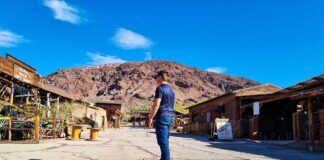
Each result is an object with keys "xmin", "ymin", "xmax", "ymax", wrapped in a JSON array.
[
  {"xmin": 53, "ymin": 97, "xmax": 60, "ymax": 139},
  {"xmin": 56, "ymin": 97, "xmax": 60, "ymax": 117},
  {"xmin": 319, "ymin": 109, "xmax": 324, "ymax": 146},
  {"xmin": 8, "ymin": 118, "xmax": 11, "ymax": 142},
  {"xmin": 10, "ymin": 83, "xmax": 14, "ymax": 104},
  {"xmin": 239, "ymin": 99, "xmax": 242, "ymax": 119},
  {"xmin": 53, "ymin": 117, "xmax": 56, "ymax": 139},
  {"xmin": 307, "ymin": 98, "xmax": 314, "ymax": 152},
  {"xmin": 140, "ymin": 114, "xmax": 142, "ymax": 126},
  {"xmin": 34, "ymin": 116, "xmax": 40, "ymax": 143},
  {"xmin": 26, "ymin": 91, "xmax": 30, "ymax": 104},
  {"xmin": 292, "ymin": 112, "xmax": 298, "ymax": 140},
  {"xmin": 46, "ymin": 93, "xmax": 51, "ymax": 118}
]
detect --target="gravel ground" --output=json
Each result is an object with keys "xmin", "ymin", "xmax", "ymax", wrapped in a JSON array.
[{"xmin": 0, "ymin": 126, "xmax": 324, "ymax": 160}]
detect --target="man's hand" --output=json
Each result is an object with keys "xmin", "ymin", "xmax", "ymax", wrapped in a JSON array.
[{"xmin": 148, "ymin": 118, "xmax": 154, "ymax": 128}]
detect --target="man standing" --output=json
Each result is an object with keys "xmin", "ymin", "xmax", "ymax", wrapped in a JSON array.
[{"xmin": 149, "ymin": 70, "xmax": 175, "ymax": 160}]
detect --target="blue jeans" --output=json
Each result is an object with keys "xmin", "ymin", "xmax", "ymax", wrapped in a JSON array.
[{"xmin": 154, "ymin": 116, "xmax": 173, "ymax": 160}]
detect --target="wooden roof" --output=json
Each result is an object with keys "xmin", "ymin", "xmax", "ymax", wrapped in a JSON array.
[
  {"xmin": 233, "ymin": 84, "xmax": 282, "ymax": 97},
  {"xmin": 277, "ymin": 74, "xmax": 324, "ymax": 94},
  {"xmin": 93, "ymin": 99, "xmax": 122, "ymax": 105},
  {"xmin": 259, "ymin": 74, "xmax": 324, "ymax": 104},
  {"xmin": 188, "ymin": 84, "xmax": 282, "ymax": 109},
  {"xmin": 40, "ymin": 84, "xmax": 77, "ymax": 100}
]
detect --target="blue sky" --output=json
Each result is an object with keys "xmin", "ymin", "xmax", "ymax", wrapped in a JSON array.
[{"xmin": 0, "ymin": 0, "xmax": 323, "ymax": 87}]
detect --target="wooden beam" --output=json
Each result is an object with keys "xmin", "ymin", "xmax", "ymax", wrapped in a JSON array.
[
  {"xmin": 238, "ymin": 94, "xmax": 275, "ymax": 100},
  {"xmin": 34, "ymin": 116, "xmax": 40, "ymax": 143},
  {"xmin": 10, "ymin": 83, "xmax": 14, "ymax": 104},
  {"xmin": 240, "ymin": 103, "xmax": 253, "ymax": 109},
  {"xmin": 291, "ymin": 88, "xmax": 324, "ymax": 100},
  {"xmin": 0, "ymin": 76, "xmax": 12, "ymax": 84},
  {"xmin": 307, "ymin": 97, "xmax": 314, "ymax": 152},
  {"xmin": 260, "ymin": 94, "xmax": 290, "ymax": 105}
]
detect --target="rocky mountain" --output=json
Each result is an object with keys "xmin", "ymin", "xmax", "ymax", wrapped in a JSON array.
[{"xmin": 44, "ymin": 60, "xmax": 260, "ymax": 107}]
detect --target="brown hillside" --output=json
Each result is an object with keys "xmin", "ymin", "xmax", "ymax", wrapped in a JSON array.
[{"xmin": 44, "ymin": 60, "xmax": 260, "ymax": 107}]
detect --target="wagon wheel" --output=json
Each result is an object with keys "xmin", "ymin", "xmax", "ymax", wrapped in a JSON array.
[
  {"xmin": 0, "ymin": 129, "xmax": 7, "ymax": 140},
  {"xmin": 0, "ymin": 120, "xmax": 8, "ymax": 140},
  {"xmin": 0, "ymin": 119, "xmax": 7, "ymax": 127}
]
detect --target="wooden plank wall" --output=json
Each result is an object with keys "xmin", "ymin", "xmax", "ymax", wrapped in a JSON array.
[
  {"xmin": 0, "ymin": 56, "xmax": 14, "ymax": 76},
  {"xmin": 320, "ymin": 108, "xmax": 324, "ymax": 146},
  {"xmin": 0, "ymin": 56, "xmax": 42, "ymax": 86},
  {"xmin": 249, "ymin": 116, "xmax": 259, "ymax": 139}
]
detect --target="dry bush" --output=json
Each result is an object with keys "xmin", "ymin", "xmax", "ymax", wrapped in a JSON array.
[{"xmin": 49, "ymin": 101, "xmax": 87, "ymax": 122}]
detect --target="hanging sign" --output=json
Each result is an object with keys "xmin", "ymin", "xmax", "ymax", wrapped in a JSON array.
[{"xmin": 253, "ymin": 102, "xmax": 260, "ymax": 115}]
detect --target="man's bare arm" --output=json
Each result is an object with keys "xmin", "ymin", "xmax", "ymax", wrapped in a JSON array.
[
  {"xmin": 149, "ymin": 98, "xmax": 161, "ymax": 127},
  {"xmin": 150, "ymin": 98, "xmax": 161, "ymax": 119}
]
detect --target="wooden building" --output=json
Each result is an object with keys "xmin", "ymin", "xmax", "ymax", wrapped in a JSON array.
[
  {"xmin": 246, "ymin": 74, "xmax": 324, "ymax": 148},
  {"xmin": 131, "ymin": 109, "xmax": 188, "ymax": 129},
  {"xmin": 188, "ymin": 84, "xmax": 282, "ymax": 137},
  {"xmin": 94, "ymin": 100, "xmax": 123, "ymax": 128},
  {"xmin": 0, "ymin": 54, "xmax": 78, "ymax": 142},
  {"xmin": 131, "ymin": 110, "xmax": 150, "ymax": 126},
  {"xmin": 0, "ymin": 53, "xmax": 107, "ymax": 142},
  {"xmin": 0, "ymin": 53, "xmax": 76, "ymax": 103},
  {"xmin": 86, "ymin": 105, "xmax": 107, "ymax": 129}
]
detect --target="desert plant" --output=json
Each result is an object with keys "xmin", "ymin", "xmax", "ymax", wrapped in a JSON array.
[{"xmin": 49, "ymin": 101, "xmax": 87, "ymax": 122}]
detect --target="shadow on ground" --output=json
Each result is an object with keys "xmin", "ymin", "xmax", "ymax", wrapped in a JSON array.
[{"xmin": 169, "ymin": 132, "xmax": 324, "ymax": 160}]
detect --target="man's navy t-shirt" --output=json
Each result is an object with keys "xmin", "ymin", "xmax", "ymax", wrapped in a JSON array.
[{"xmin": 154, "ymin": 84, "xmax": 175, "ymax": 118}]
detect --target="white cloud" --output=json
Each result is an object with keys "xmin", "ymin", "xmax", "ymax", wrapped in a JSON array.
[
  {"xmin": 44, "ymin": 0, "xmax": 81, "ymax": 24},
  {"xmin": 144, "ymin": 52, "xmax": 152, "ymax": 61},
  {"xmin": 112, "ymin": 28, "xmax": 153, "ymax": 50},
  {"xmin": 86, "ymin": 52, "xmax": 126, "ymax": 65},
  {"xmin": 206, "ymin": 67, "xmax": 227, "ymax": 74},
  {"xmin": 0, "ymin": 30, "xmax": 25, "ymax": 48}
]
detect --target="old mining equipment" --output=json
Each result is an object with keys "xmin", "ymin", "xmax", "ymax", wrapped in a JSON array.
[
  {"xmin": 0, "ymin": 100, "xmax": 62, "ymax": 142},
  {"xmin": 0, "ymin": 86, "xmax": 61, "ymax": 143},
  {"xmin": 0, "ymin": 105, "xmax": 35, "ymax": 140},
  {"xmin": 0, "ymin": 81, "xmax": 11, "ymax": 102}
]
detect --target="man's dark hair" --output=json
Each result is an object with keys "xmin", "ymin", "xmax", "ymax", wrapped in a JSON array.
[{"xmin": 156, "ymin": 70, "xmax": 169, "ymax": 81}]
